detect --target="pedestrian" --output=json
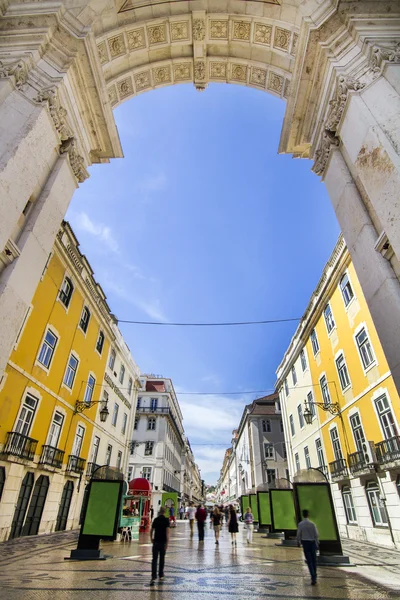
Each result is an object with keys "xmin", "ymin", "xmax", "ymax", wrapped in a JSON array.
[
  {"xmin": 169, "ymin": 504, "xmax": 176, "ymax": 527},
  {"xmin": 297, "ymin": 509, "xmax": 319, "ymax": 585},
  {"xmin": 224, "ymin": 506, "xmax": 229, "ymax": 525},
  {"xmin": 179, "ymin": 505, "xmax": 184, "ymax": 520},
  {"xmin": 186, "ymin": 502, "xmax": 196, "ymax": 536},
  {"xmin": 211, "ymin": 506, "xmax": 222, "ymax": 545},
  {"xmin": 150, "ymin": 505, "xmax": 154, "ymax": 520},
  {"xmin": 150, "ymin": 506, "xmax": 170, "ymax": 587},
  {"xmin": 228, "ymin": 504, "xmax": 239, "ymax": 546},
  {"xmin": 195, "ymin": 503, "xmax": 207, "ymax": 541},
  {"xmin": 244, "ymin": 506, "xmax": 254, "ymax": 544}
]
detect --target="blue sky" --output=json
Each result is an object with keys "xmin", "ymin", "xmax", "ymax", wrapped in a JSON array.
[{"xmin": 66, "ymin": 83, "xmax": 340, "ymax": 484}]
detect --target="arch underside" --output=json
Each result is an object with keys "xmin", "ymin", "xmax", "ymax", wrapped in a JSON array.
[{"xmin": 94, "ymin": 10, "xmax": 298, "ymax": 106}]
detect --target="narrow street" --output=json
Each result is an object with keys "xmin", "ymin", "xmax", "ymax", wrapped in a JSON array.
[{"xmin": 0, "ymin": 523, "xmax": 399, "ymax": 600}]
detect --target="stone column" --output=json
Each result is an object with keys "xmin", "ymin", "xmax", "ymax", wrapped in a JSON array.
[{"xmin": 324, "ymin": 147, "xmax": 400, "ymax": 391}]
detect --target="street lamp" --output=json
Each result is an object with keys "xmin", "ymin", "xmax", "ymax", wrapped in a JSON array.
[
  {"xmin": 303, "ymin": 400, "xmax": 341, "ymax": 425},
  {"xmin": 74, "ymin": 400, "xmax": 109, "ymax": 422}
]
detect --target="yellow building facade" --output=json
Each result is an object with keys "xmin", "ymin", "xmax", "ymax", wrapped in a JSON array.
[
  {"xmin": 0, "ymin": 222, "xmax": 119, "ymax": 541},
  {"xmin": 277, "ymin": 235, "xmax": 400, "ymax": 548}
]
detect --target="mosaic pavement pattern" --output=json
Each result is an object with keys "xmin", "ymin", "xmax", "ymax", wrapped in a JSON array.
[{"xmin": 0, "ymin": 523, "xmax": 399, "ymax": 600}]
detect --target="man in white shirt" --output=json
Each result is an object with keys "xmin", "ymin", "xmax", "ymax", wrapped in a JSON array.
[
  {"xmin": 186, "ymin": 502, "xmax": 196, "ymax": 537},
  {"xmin": 297, "ymin": 509, "xmax": 319, "ymax": 585}
]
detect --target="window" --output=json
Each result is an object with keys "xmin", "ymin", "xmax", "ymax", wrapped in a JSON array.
[
  {"xmin": 330, "ymin": 427, "xmax": 343, "ymax": 461},
  {"xmin": 83, "ymin": 375, "xmax": 95, "ymax": 404},
  {"xmin": 350, "ymin": 413, "xmax": 367, "ymax": 456},
  {"xmin": 79, "ymin": 307, "xmax": 90, "ymax": 333},
  {"xmin": 142, "ymin": 467, "xmax": 152, "ymax": 481},
  {"xmin": 96, "ymin": 331, "xmax": 105, "ymax": 355},
  {"xmin": 284, "ymin": 379, "xmax": 289, "ymax": 396},
  {"xmin": 128, "ymin": 377, "xmax": 133, "ymax": 396},
  {"xmin": 121, "ymin": 413, "xmax": 127, "ymax": 435},
  {"xmin": 320, "ymin": 375, "xmax": 331, "ymax": 407},
  {"xmin": 134, "ymin": 416, "xmax": 139, "ymax": 430},
  {"xmin": 267, "ymin": 469, "xmax": 276, "ymax": 485},
  {"xmin": 342, "ymin": 486, "xmax": 357, "ymax": 524},
  {"xmin": 63, "ymin": 354, "xmax": 78, "ymax": 389},
  {"xmin": 72, "ymin": 425, "xmax": 84, "ymax": 457},
  {"xmin": 306, "ymin": 391, "xmax": 316, "ymax": 419},
  {"xmin": 116, "ymin": 451, "xmax": 122, "ymax": 470},
  {"xmin": 150, "ymin": 397, "xmax": 158, "ymax": 410},
  {"xmin": 297, "ymin": 404, "xmax": 305, "ymax": 429},
  {"xmin": 300, "ymin": 349, "xmax": 307, "ymax": 372},
  {"xmin": 148, "ymin": 417, "xmax": 156, "ymax": 430},
  {"xmin": 59, "ymin": 277, "xmax": 73, "ymax": 307},
  {"xmin": 47, "ymin": 411, "xmax": 64, "ymax": 448},
  {"xmin": 340, "ymin": 273, "xmax": 354, "ymax": 307},
  {"xmin": 310, "ymin": 329, "xmax": 319, "ymax": 355},
  {"xmin": 280, "ymin": 419, "xmax": 284, "ymax": 433},
  {"xmin": 15, "ymin": 393, "xmax": 38, "ymax": 437},
  {"xmin": 111, "ymin": 403, "xmax": 119, "ymax": 427},
  {"xmin": 109, "ymin": 348, "xmax": 116, "ymax": 370},
  {"xmin": 37, "ymin": 329, "xmax": 57, "ymax": 369},
  {"xmin": 304, "ymin": 446, "xmax": 311, "ymax": 469},
  {"xmin": 105, "ymin": 444, "xmax": 112, "ymax": 466},
  {"xmin": 336, "ymin": 354, "xmax": 351, "ymax": 390},
  {"xmin": 324, "ymin": 303, "xmax": 335, "ymax": 333},
  {"xmin": 145, "ymin": 441, "xmax": 154, "ymax": 456},
  {"xmin": 291, "ymin": 365, "xmax": 297, "ymax": 386},
  {"xmin": 289, "ymin": 414, "xmax": 295, "ymax": 437},
  {"xmin": 375, "ymin": 394, "xmax": 398, "ymax": 439},
  {"xmin": 119, "ymin": 364, "xmax": 125, "ymax": 385},
  {"xmin": 264, "ymin": 443, "xmax": 274, "ymax": 459},
  {"xmin": 295, "ymin": 453, "xmax": 300, "ymax": 472},
  {"xmin": 91, "ymin": 436, "xmax": 100, "ymax": 464},
  {"xmin": 262, "ymin": 419, "xmax": 271, "ymax": 433},
  {"xmin": 137, "ymin": 397, "xmax": 141, "ymax": 409},
  {"xmin": 315, "ymin": 438, "xmax": 325, "ymax": 468},
  {"xmin": 356, "ymin": 327, "xmax": 375, "ymax": 369},
  {"xmin": 366, "ymin": 482, "xmax": 388, "ymax": 526}
]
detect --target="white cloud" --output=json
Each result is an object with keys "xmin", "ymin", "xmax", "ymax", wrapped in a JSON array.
[{"xmin": 71, "ymin": 211, "xmax": 119, "ymax": 254}]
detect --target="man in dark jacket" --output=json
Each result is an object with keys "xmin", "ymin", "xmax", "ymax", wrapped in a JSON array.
[
  {"xmin": 195, "ymin": 504, "xmax": 207, "ymax": 541},
  {"xmin": 150, "ymin": 507, "xmax": 170, "ymax": 586}
]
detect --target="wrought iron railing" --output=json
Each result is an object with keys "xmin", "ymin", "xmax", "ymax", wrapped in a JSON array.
[
  {"xmin": 66, "ymin": 455, "xmax": 86, "ymax": 474},
  {"xmin": 2, "ymin": 431, "xmax": 38, "ymax": 461},
  {"xmin": 329, "ymin": 458, "xmax": 348, "ymax": 479},
  {"xmin": 39, "ymin": 445, "xmax": 64, "ymax": 469},
  {"xmin": 376, "ymin": 436, "xmax": 400, "ymax": 464},
  {"xmin": 86, "ymin": 462, "xmax": 100, "ymax": 478},
  {"xmin": 316, "ymin": 464, "xmax": 329, "ymax": 478}
]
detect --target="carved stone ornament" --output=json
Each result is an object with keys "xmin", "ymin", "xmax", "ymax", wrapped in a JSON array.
[
  {"xmin": 62, "ymin": 140, "xmax": 89, "ymax": 183},
  {"xmin": 0, "ymin": 59, "xmax": 28, "ymax": 89},
  {"xmin": 325, "ymin": 76, "xmax": 365, "ymax": 133},
  {"xmin": 312, "ymin": 129, "xmax": 340, "ymax": 176},
  {"xmin": 173, "ymin": 63, "xmax": 191, "ymax": 81},
  {"xmin": 371, "ymin": 42, "xmax": 400, "ymax": 76},
  {"xmin": 194, "ymin": 60, "xmax": 206, "ymax": 81},
  {"xmin": 192, "ymin": 19, "xmax": 206, "ymax": 42},
  {"xmin": 254, "ymin": 24, "xmax": 272, "ymax": 45},
  {"xmin": 35, "ymin": 88, "xmax": 73, "ymax": 141}
]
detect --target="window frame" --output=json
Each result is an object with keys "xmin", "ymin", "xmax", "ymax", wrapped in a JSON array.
[
  {"xmin": 134, "ymin": 416, "xmax": 139, "ymax": 430},
  {"xmin": 284, "ymin": 379, "xmax": 289, "ymax": 397},
  {"xmin": 59, "ymin": 276, "xmax": 74, "ymax": 309},
  {"xmin": 289, "ymin": 414, "xmax": 295, "ymax": 437},
  {"xmin": 320, "ymin": 374, "xmax": 331, "ymax": 407},
  {"xmin": 119, "ymin": 364, "xmax": 125, "ymax": 385},
  {"xmin": 291, "ymin": 365, "xmax": 297, "ymax": 386},
  {"xmin": 14, "ymin": 392, "xmax": 39, "ymax": 438},
  {"xmin": 121, "ymin": 413, "xmax": 128, "ymax": 435},
  {"xmin": 144, "ymin": 441, "xmax": 154, "ymax": 456},
  {"xmin": 37, "ymin": 328, "xmax": 58, "ymax": 371},
  {"xmin": 330, "ymin": 426, "xmax": 343, "ymax": 461},
  {"xmin": 355, "ymin": 325, "xmax": 376, "ymax": 372},
  {"xmin": 111, "ymin": 402, "xmax": 119, "ymax": 427},
  {"xmin": 142, "ymin": 467, "xmax": 152, "ymax": 481},
  {"xmin": 336, "ymin": 352, "xmax": 351, "ymax": 391},
  {"xmin": 148, "ymin": 417, "xmax": 156, "ymax": 430},
  {"xmin": 128, "ymin": 377, "xmax": 133, "ymax": 396},
  {"xmin": 46, "ymin": 409, "xmax": 64, "ymax": 449},
  {"xmin": 300, "ymin": 349, "xmax": 307, "ymax": 372},
  {"xmin": 63, "ymin": 353, "xmax": 79, "ymax": 390},
  {"xmin": 315, "ymin": 438, "xmax": 325, "ymax": 468},
  {"xmin": 340, "ymin": 272, "xmax": 355, "ymax": 308},
  {"xmin": 96, "ymin": 331, "xmax": 105, "ymax": 355},
  {"xmin": 323, "ymin": 303, "xmax": 336, "ymax": 335},
  {"xmin": 116, "ymin": 451, "xmax": 122, "ymax": 470},
  {"xmin": 342, "ymin": 485, "xmax": 357, "ymax": 524},
  {"xmin": 262, "ymin": 419, "xmax": 271, "ymax": 433},
  {"xmin": 297, "ymin": 404, "xmax": 305, "ymax": 429},
  {"xmin": 109, "ymin": 348, "xmax": 116, "ymax": 370},
  {"xmin": 264, "ymin": 443, "xmax": 274, "ymax": 459},
  {"xmin": 294, "ymin": 452, "xmax": 300, "ymax": 473},
  {"xmin": 366, "ymin": 481, "xmax": 388, "ymax": 527},
  {"xmin": 79, "ymin": 306, "xmax": 91, "ymax": 334},
  {"xmin": 105, "ymin": 444, "xmax": 112, "ymax": 466},
  {"xmin": 310, "ymin": 328, "xmax": 320, "ymax": 356},
  {"xmin": 83, "ymin": 374, "xmax": 96, "ymax": 404},
  {"xmin": 304, "ymin": 446, "xmax": 311, "ymax": 469}
]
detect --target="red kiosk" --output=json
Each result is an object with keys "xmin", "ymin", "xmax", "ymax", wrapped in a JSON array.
[{"xmin": 128, "ymin": 477, "xmax": 152, "ymax": 533}]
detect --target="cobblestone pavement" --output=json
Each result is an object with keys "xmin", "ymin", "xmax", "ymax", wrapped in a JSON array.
[{"xmin": 0, "ymin": 522, "xmax": 399, "ymax": 600}]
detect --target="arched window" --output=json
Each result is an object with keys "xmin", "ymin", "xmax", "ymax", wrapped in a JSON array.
[
  {"xmin": 109, "ymin": 348, "xmax": 116, "ymax": 370},
  {"xmin": 128, "ymin": 377, "xmax": 133, "ymax": 396},
  {"xmin": 59, "ymin": 277, "xmax": 73, "ymax": 307},
  {"xmin": 96, "ymin": 331, "xmax": 105, "ymax": 354},
  {"xmin": 340, "ymin": 273, "xmax": 354, "ymax": 306},
  {"xmin": 119, "ymin": 364, "xmax": 125, "ymax": 385},
  {"xmin": 342, "ymin": 486, "xmax": 357, "ymax": 524},
  {"xmin": 366, "ymin": 481, "xmax": 388, "ymax": 526},
  {"xmin": 79, "ymin": 306, "xmax": 90, "ymax": 333}
]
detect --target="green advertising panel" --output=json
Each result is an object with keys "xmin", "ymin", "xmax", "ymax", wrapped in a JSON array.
[
  {"xmin": 82, "ymin": 481, "xmax": 122, "ymax": 538},
  {"xmin": 257, "ymin": 492, "xmax": 271, "ymax": 526},
  {"xmin": 270, "ymin": 489, "xmax": 297, "ymax": 532},
  {"xmin": 296, "ymin": 484, "xmax": 338, "ymax": 541},
  {"xmin": 249, "ymin": 494, "xmax": 259, "ymax": 522},
  {"xmin": 162, "ymin": 492, "xmax": 178, "ymax": 517},
  {"xmin": 241, "ymin": 495, "xmax": 249, "ymax": 515}
]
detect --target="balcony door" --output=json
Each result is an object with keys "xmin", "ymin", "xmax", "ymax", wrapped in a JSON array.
[
  {"xmin": 47, "ymin": 411, "xmax": 64, "ymax": 448},
  {"xmin": 330, "ymin": 428, "xmax": 343, "ymax": 461},
  {"xmin": 55, "ymin": 480, "xmax": 74, "ymax": 531},
  {"xmin": 22, "ymin": 475, "xmax": 49, "ymax": 536},
  {"xmin": 9, "ymin": 472, "xmax": 34, "ymax": 539},
  {"xmin": 350, "ymin": 413, "xmax": 369, "ymax": 462},
  {"xmin": 15, "ymin": 394, "xmax": 38, "ymax": 437},
  {"xmin": 375, "ymin": 395, "xmax": 398, "ymax": 439},
  {"xmin": 72, "ymin": 425, "xmax": 85, "ymax": 457}
]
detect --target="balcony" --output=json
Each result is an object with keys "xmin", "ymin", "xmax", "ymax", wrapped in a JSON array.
[
  {"xmin": 66, "ymin": 455, "xmax": 86, "ymax": 474},
  {"xmin": 137, "ymin": 406, "xmax": 169, "ymax": 414},
  {"xmin": 2, "ymin": 431, "xmax": 38, "ymax": 461},
  {"xmin": 348, "ymin": 442, "xmax": 377, "ymax": 475},
  {"xmin": 39, "ymin": 445, "xmax": 64, "ymax": 469},
  {"xmin": 316, "ymin": 464, "xmax": 329, "ymax": 479},
  {"xmin": 86, "ymin": 462, "xmax": 100, "ymax": 479},
  {"xmin": 376, "ymin": 436, "xmax": 400, "ymax": 467},
  {"xmin": 329, "ymin": 458, "xmax": 349, "ymax": 481}
]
